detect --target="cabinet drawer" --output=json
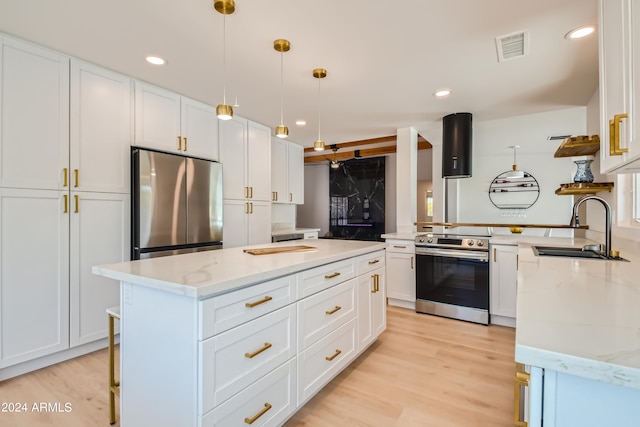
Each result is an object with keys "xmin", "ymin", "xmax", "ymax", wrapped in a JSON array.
[
  {"xmin": 303, "ymin": 231, "xmax": 318, "ymax": 239},
  {"xmin": 297, "ymin": 279, "xmax": 356, "ymax": 351},
  {"xmin": 200, "ymin": 305, "xmax": 296, "ymax": 414},
  {"xmin": 385, "ymin": 239, "xmax": 415, "ymax": 254},
  {"xmin": 357, "ymin": 249, "xmax": 386, "ymax": 275},
  {"xmin": 199, "ymin": 274, "xmax": 296, "ymax": 339},
  {"xmin": 298, "ymin": 258, "xmax": 356, "ymax": 298},
  {"xmin": 201, "ymin": 359, "xmax": 296, "ymax": 427},
  {"xmin": 297, "ymin": 318, "xmax": 357, "ymax": 405}
]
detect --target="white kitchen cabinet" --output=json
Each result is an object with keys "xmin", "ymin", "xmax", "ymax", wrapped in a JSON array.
[
  {"xmin": 357, "ymin": 266, "xmax": 386, "ymax": 351},
  {"xmin": 219, "ymin": 116, "xmax": 271, "ymax": 201},
  {"xmin": 70, "ymin": 60, "xmax": 131, "ymax": 194},
  {"xmin": 271, "ymin": 139, "xmax": 304, "ymax": 204},
  {"xmin": 222, "ymin": 199, "xmax": 271, "ymax": 249},
  {"xmin": 0, "ymin": 188, "xmax": 69, "ymax": 368},
  {"xmin": 599, "ymin": 0, "xmax": 640, "ymax": 173},
  {"xmin": 69, "ymin": 192, "xmax": 129, "ymax": 347},
  {"xmin": 0, "ymin": 36, "xmax": 69, "ymax": 191},
  {"xmin": 490, "ymin": 243, "xmax": 517, "ymax": 327},
  {"xmin": 385, "ymin": 239, "xmax": 415, "ymax": 309},
  {"xmin": 134, "ymin": 81, "xmax": 218, "ymax": 160}
]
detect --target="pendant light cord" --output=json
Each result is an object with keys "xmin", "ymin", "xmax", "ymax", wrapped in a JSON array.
[
  {"xmin": 317, "ymin": 78, "xmax": 321, "ymax": 140},
  {"xmin": 280, "ymin": 52, "xmax": 284, "ymax": 125},
  {"xmin": 222, "ymin": 15, "xmax": 227, "ymax": 105}
]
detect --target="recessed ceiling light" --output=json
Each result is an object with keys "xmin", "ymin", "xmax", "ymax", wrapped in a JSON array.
[
  {"xmin": 565, "ymin": 25, "xmax": 595, "ymax": 40},
  {"xmin": 434, "ymin": 89, "xmax": 451, "ymax": 97},
  {"xmin": 295, "ymin": 120, "xmax": 306, "ymax": 126},
  {"xmin": 145, "ymin": 56, "xmax": 166, "ymax": 65}
]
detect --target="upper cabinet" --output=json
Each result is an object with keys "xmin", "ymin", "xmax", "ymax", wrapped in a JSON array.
[
  {"xmin": 134, "ymin": 82, "xmax": 218, "ymax": 161},
  {"xmin": 71, "ymin": 60, "xmax": 132, "ymax": 194},
  {"xmin": 219, "ymin": 116, "xmax": 271, "ymax": 201},
  {"xmin": 0, "ymin": 36, "xmax": 69, "ymax": 191},
  {"xmin": 271, "ymin": 138, "xmax": 304, "ymax": 204},
  {"xmin": 599, "ymin": 0, "xmax": 640, "ymax": 173}
]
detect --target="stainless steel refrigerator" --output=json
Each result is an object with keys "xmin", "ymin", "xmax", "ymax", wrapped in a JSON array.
[{"xmin": 131, "ymin": 148, "xmax": 223, "ymax": 259}]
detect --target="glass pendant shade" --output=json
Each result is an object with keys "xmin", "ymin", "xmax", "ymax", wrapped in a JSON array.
[
  {"xmin": 275, "ymin": 125, "xmax": 289, "ymax": 138},
  {"xmin": 330, "ymin": 161, "xmax": 339, "ymax": 169},
  {"xmin": 216, "ymin": 104, "xmax": 233, "ymax": 120},
  {"xmin": 314, "ymin": 140, "xmax": 325, "ymax": 151}
]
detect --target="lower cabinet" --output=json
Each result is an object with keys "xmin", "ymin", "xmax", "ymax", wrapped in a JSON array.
[
  {"xmin": 0, "ymin": 189, "xmax": 128, "ymax": 369},
  {"xmin": 385, "ymin": 239, "xmax": 415, "ymax": 309},
  {"xmin": 117, "ymin": 249, "xmax": 386, "ymax": 426},
  {"xmin": 490, "ymin": 243, "xmax": 518, "ymax": 327}
]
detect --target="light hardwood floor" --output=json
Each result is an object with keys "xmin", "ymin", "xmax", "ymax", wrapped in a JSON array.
[{"xmin": 0, "ymin": 306, "xmax": 515, "ymax": 427}]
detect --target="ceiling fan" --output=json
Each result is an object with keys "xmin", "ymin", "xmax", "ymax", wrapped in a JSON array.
[{"xmin": 326, "ymin": 144, "xmax": 356, "ymax": 169}]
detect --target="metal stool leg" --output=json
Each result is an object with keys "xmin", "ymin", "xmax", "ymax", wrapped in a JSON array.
[{"xmin": 108, "ymin": 312, "xmax": 120, "ymax": 425}]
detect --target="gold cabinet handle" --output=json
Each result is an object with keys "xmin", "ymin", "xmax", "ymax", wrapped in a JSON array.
[
  {"xmin": 272, "ymin": 191, "xmax": 277, "ymax": 201},
  {"xmin": 63, "ymin": 168, "xmax": 68, "ymax": 187},
  {"xmin": 73, "ymin": 169, "xmax": 79, "ymax": 188},
  {"xmin": 245, "ymin": 202, "xmax": 250, "ymax": 214},
  {"xmin": 245, "ymin": 296, "xmax": 272, "ymax": 308},
  {"xmin": 410, "ymin": 256, "xmax": 414, "ymax": 269},
  {"xmin": 325, "ymin": 349, "xmax": 342, "ymax": 362},
  {"xmin": 244, "ymin": 403, "xmax": 272, "ymax": 425},
  {"xmin": 393, "ymin": 245, "xmax": 406, "ymax": 249},
  {"xmin": 611, "ymin": 113, "xmax": 629, "ymax": 156},
  {"xmin": 249, "ymin": 202, "xmax": 253, "ymax": 214},
  {"xmin": 74, "ymin": 194, "xmax": 79, "ymax": 213},
  {"xmin": 250, "ymin": 186, "xmax": 254, "ymax": 198},
  {"xmin": 183, "ymin": 136, "xmax": 188, "ymax": 151},
  {"xmin": 325, "ymin": 306, "xmax": 341, "ymax": 315},
  {"xmin": 609, "ymin": 118, "xmax": 616, "ymax": 156},
  {"xmin": 324, "ymin": 272, "xmax": 341, "ymax": 279},
  {"xmin": 514, "ymin": 363, "xmax": 530, "ymax": 427},
  {"xmin": 289, "ymin": 192, "xmax": 292, "ymax": 202},
  {"xmin": 493, "ymin": 248, "xmax": 497, "ymax": 262},
  {"xmin": 245, "ymin": 187, "xmax": 250, "ymax": 198},
  {"xmin": 373, "ymin": 273, "xmax": 380, "ymax": 292},
  {"xmin": 63, "ymin": 194, "xmax": 68, "ymax": 213},
  {"xmin": 244, "ymin": 342, "xmax": 272, "ymax": 359},
  {"xmin": 368, "ymin": 259, "xmax": 380, "ymax": 265},
  {"xmin": 177, "ymin": 136, "xmax": 182, "ymax": 151}
]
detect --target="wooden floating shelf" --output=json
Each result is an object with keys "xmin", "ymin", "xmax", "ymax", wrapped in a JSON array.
[
  {"xmin": 555, "ymin": 182, "xmax": 614, "ymax": 195},
  {"xmin": 554, "ymin": 135, "xmax": 601, "ymax": 158}
]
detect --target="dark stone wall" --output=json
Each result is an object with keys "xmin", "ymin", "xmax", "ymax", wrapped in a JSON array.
[{"xmin": 329, "ymin": 157, "xmax": 385, "ymax": 241}]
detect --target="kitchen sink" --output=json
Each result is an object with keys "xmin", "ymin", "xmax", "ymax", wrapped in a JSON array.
[{"xmin": 531, "ymin": 246, "xmax": 628, "ymax": 261}]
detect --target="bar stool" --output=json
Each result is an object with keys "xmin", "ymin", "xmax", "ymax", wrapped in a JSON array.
[{"xmin": 107, "ymin": 306, "xmax": 121, "ymax": 425}]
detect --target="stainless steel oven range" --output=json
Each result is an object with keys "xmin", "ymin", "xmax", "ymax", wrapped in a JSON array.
[{"xmin": 415, "ymin": 234, "xmax": 490, "ymax": 325}]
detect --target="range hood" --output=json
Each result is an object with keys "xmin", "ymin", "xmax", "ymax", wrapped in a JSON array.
[{"xmin": 442, "ymin": 112, "xmax": 472, "ymax": 178}]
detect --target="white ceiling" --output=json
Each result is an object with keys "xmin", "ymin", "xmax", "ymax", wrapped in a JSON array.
[{"xmin": 0, "ymin": 0, "xmax": 598, "ymax": 148}]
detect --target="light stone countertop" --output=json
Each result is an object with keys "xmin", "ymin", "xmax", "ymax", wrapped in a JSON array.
[
  {"xmin": 92, "ymin": 239, "xmax": 385, "ymax": 299},
  {"xmin": 271, "ymin": 227, "xmax": 321, "ymax": 236},
  {"xmin": 381, "ymin": 232, "xmax": 422, "ymax": 240},
  {"xmin": 515, "ymin": 238, "xmax": 640, "ymax": 390}
]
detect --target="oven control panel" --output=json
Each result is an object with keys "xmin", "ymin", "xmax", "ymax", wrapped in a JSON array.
[{"xmin": 415, "ymin": 234, "xmax": 489, "ymax": 250}]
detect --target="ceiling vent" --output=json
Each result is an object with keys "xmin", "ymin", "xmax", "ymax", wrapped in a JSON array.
[{"xmin": 496, "ymin": 31, "xmax": 529, "ymax": 62}]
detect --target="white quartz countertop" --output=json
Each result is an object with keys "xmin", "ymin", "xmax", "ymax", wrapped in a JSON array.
[
  {"xmin": 93, "ymin": 239, "xmax": 385, "ymax": 299},
  {"xmin": 515, "ymin": 239, "xmax": 640, "ymax": 390},
  {"xmin": 271, "ymin": 227, "xmax": 320, "ymax": 236},
  {"xmin": 381, "ymin": 232, "xmax": 421, "ymax": 240}
]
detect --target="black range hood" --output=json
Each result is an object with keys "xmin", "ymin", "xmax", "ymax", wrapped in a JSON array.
[{"xmin": 442, "ymin": 112, "xmax": 472, "ymax": 178}]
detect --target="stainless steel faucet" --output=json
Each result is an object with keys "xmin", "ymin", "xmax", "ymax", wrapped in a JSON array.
[{"xmin": 570, "ymin": 195, "xmax": 612, "ymax": 257}]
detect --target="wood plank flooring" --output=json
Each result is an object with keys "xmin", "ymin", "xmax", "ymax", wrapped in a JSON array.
[{"xmin": 0, "ymin": 306, "xmax": 515, "ymax": 427}]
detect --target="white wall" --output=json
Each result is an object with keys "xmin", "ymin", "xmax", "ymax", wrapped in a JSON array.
[
  {"xmin": 297, "ymin": 163, "xmax": 330, "ymax": 237},
  {"xmin": 454, "ymin": 108, "xmax": 586, "ymax": 235},
  {"xmin": 385, "ymin": 154, "xmax": 397, "ymax": 233}
]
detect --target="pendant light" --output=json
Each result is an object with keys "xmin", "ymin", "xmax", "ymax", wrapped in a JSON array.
[
  {"xmin": 506, "ymin": 145, "xmax": 525, "ymax": 179},
  {"xmin": 215, "ymin": 0, "xmax": 235, "ymax": 120},
  {"xmin": 313, "ymin": 68, "xmax": 327, "ymax": 151},
  {"xmin": 274, "ymin": 39, "xmax": 290, "ymax": 138}
]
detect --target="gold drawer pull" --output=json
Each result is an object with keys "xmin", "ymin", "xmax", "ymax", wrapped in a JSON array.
[
  {"xmin": 245, "ymin": 296, "xmax": 272, "ymax": 308},
  {"xmin": 393, "ymin": 245, "xmax": 406, "ymax": 248},
  {"xmin": 183, "ymin": 137, "xmax": 188, "ymax": 151},
  {"xmin": 325, "ymin": 349, "xmax": 342, "ymax": 362},
  {"xmin": 63, "ymin": 194, "xmax": 68, "ymax": 213},
  {"xmin": 244, "ymin": 402, "xmax": 272, "ymax": 425},
  {"xmin": 324, "ymin": 272, "xmax": 341, "ymax": 279},
  {"xmin": 245, "ymin": 186, "xmax": 250, "ymax": 198},
  {"xmin": 63, "ymin": 168, "xmax": 68, "ymax": 187},
  {"xmin": 74, "ymin": 169, "xmax": 79, "ymax": 187},
  {"xmin": 368, "ymin": 259, "xmax": 380, "ymax": 265},
  {"xmin": 74, "ymin": 194, "xmax": 79, "ymax": 213},
  {"xmin": 244, "ymin": 342, "xmax": 272, "ymax": 359},
  {"xmin": 514, "ymin": 363, "xmax": 530, "ymax": 427},
  {"xmin": 289, "ymin": 192, "xmax": 292, "ymax": 202},
  {"xmin": 410, "ymin": 256, "xmax": 414, "ymax": 269},
  {"xmin": 325, "ymin": 306, "xmax": 341, "ymax": 315},
  {"xmin": 177, "ymin": 136, "xmax": 182, "ymax": 150}
]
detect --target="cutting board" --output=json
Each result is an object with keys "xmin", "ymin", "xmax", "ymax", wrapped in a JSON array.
[{"xmin": 243, "ymin": 245, "xmax": 318, "ymax": 255}]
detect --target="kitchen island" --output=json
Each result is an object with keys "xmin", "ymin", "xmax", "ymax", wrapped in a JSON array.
[
  {"xmin": 93, "ymin": 239, "xmax": 386, "ymax": 427},
  {"xmin": 515, "ymin": 240, "xmax": 640, "ymax": 426}
]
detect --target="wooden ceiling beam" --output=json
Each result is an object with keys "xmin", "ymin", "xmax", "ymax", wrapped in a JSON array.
[
  {"xmin": 304, "ymin": 140, "xmax": 432, "ymax": 163},
  {"xmin": 303, "ymin": 135, "xmax": 431, "ymax": 153}
]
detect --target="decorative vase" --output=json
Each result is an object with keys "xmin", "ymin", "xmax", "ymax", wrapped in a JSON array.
[{"xmin": 573, "ymin": 159, "xmax": 594, "ymax": 183}]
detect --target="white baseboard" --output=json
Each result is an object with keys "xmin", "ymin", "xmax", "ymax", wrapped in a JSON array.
[
  {"xmin": 490, "ymin": 314, "xmax": 516, "ymax": 328},
  {"xmin": 387, "ymin": 298, "xmax": 416, "ymax": 310}
]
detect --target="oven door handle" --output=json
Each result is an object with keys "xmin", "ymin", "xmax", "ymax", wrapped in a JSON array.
[{"xmin": 416, "ymin": 247, "xmax": 489, "ymax": 261}]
